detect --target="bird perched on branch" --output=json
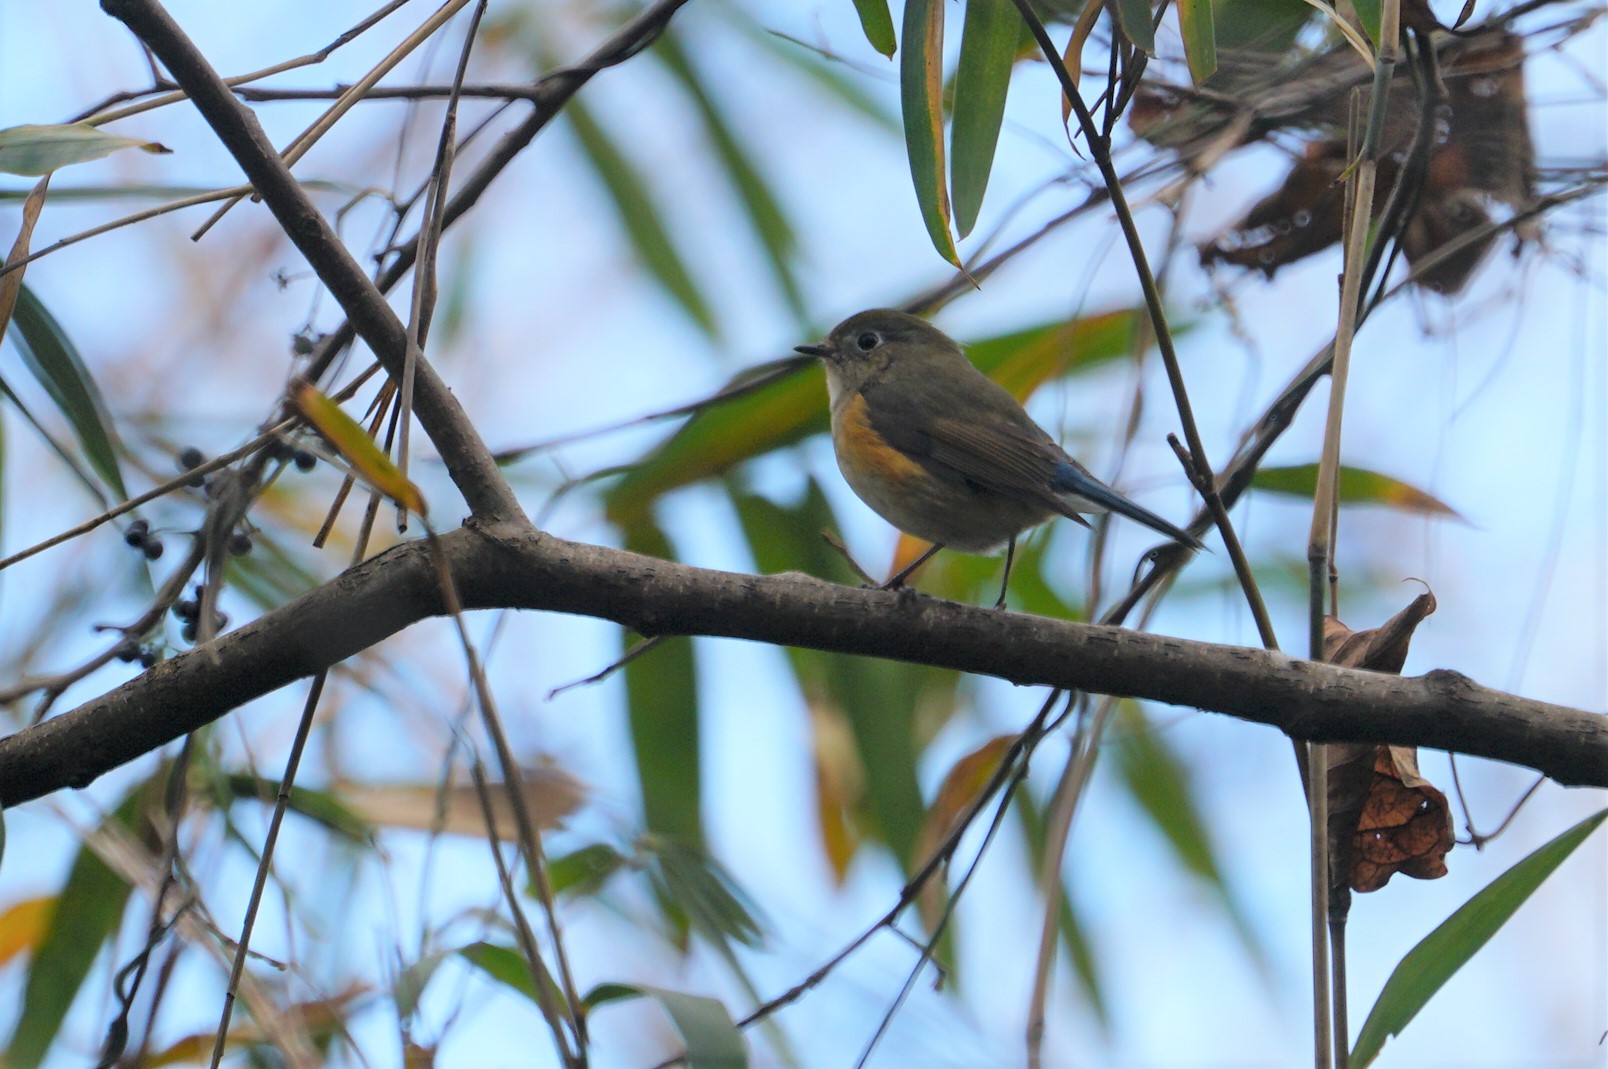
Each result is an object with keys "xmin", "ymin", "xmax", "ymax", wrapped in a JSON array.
[{"xmin": 796, "ymin": 309, "xmax": 1202, "ymax": 606}]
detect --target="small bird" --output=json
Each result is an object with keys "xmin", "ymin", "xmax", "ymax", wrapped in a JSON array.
[{"xmin": 796, "ymin": 309, "xmax": 1202, "ymax": 606}]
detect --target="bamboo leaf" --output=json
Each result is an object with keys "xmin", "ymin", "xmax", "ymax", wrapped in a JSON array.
[
  {"xmin": 622, "ymin": 519, "xmax": 704, "ymax": 851},
  {"xmin": 1176, "ymin": 0, "xmax": 1218, "ymax": 82},
  {"xmin": 1013, "ymin": 788, "xmax": 1110, "ymax": 1027},
  {"xmin": 655, "ymin": 32, "xmax": 806, "ymax": 322},
  {"xmin": 730, "ymin": 482, "xmax": 936, "ymax": 869},
  {"xmin": 646, "ymin": 836, "xmax": 763, "ymax": 947},
  {"xmin": 566, "ymin": 99, "xmax": 718, "ymax": 337},
  {"xmin": 900, "ymin": 0, "xmax": 959, "ymax": 264},
  {"xmin": 0, "ymin": 895, "xmax": 53, "ymax": 969},
  {"xmin": 1351, "ymin": 0, "xmax": 1382, "ymax": 45},
  {"xmin": 585, "ymin": 983, "xmax": 748, "ymax": 1069},
  {"xmin": 8, "ymin": 777, "xmax": 154, "ymax": 1069},
  {"xmin": 216, "ymin": 772, "xmax": 375, "ymax": 845},
  {"xmin": 1251, "ymin": 463, "xmax": 1464, "ymax": 520},
  {"xmin": 951, "ymin": 0, "xmax": 1019, "ymax": 238},
  {"xmin": 0, "ymin": 177, "xmax": 49, "ymax": 346},
  {"xmin": 7, "ymin": 284, "xmax": 128, "ymax": 500},
  {"xmin": 1113, "ymin": 703, "xmax": 1269, "ymax": 974},
  {"xmin": 291, "ymin": 381, "xmax": 426, "ymax": 515},
  {"xmin": 849, "ymin": 0, "xmax": 897, "ymax": 57},
  {"xmin": 1111, "ymin": 0, "xmax": 1156, "ymax": 55},
  {"xmin": 0, "ymin": 123, "xmax": 170, "ymax": 177},
  {"xmin": 549, "ymin": 842, "xmax": 628, "ymax": 898},
  {"xmin": 1351, "ymin": 808, "xmax": 1608, "ymax": 1066},
  {"xmin": 458, "ymin": 941, "xmax": 565, "ymax": 1011}
]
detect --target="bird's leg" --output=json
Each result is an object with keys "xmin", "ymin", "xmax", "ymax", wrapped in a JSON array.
[
  {"xmin": 994, "ymin": 535, "xmax": 1017, "ymax": 610},
  {"xmin": 883, "ymin": 543, "xmax": 943, "ymax": 591}
]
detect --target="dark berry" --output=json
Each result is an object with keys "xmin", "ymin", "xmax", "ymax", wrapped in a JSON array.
[
  {"xmin": 213, "ymin": 612, "xmax": 229, "ymax": 631},
  {"xmin": 178, "ymin": 446, "xmax": 206, "ymax": 471},
  {"xmin": 138, "ymin": 649, "xmax": 158, "ymax": 669},
  {"xmin": 181, "ymin": 622, "xmax": 197, "ymax": 644},
  {"xmin": 266, "ymin": 439, "xmax": 293, "ymax": 461},
  {"xmin": 228, "ymin": 531, "xmax": 253, "ymax": 556},
  {"xmin": 293, "ymin": 450, "xmax": 317, "ymax": 472},
  {"xmin": 114, "ymin": 638, "xmax": 141, "ymax": 663},
  {"xmin": 124, "ymin": 520, "xmax": 149, "ymax": 548},
  {"xmin": 174, "ymin": 599, "xmax": 199, "ymax": 621},
  {"xmin": 142, "ymin": 537, "xmax": 165, "ymax": 560}
]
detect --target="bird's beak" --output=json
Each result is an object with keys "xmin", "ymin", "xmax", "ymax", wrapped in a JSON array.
[{"xmin": 794, "ymin": 343, "xmax": 830, "ymax": 358}]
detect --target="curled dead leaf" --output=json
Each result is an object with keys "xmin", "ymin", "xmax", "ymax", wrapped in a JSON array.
[{"xmin": 1322, "ymin": 591, "xmax": 1453, "ymax": 909}]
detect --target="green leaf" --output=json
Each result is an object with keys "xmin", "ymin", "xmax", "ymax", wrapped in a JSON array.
[
  {"xmin": 1251, "ymin": 463, "xmax": 1465, "ymax": 520},
  {"xmin": 566, "ymin": 99, "xmax": 717, "ymax": 337},
  {"xmin": 646, "ymin": 836, "xmax": 763, "ymax": 947},
  {"xmin": 1111, "ymin": 0, "xmax": 1156, "ymax": 55},
  {"xmin": 457, "ymin": 941, "xmax": 564, "ymax": 1011},
  {"xmin": 1113, "ymin": 703, "xmax": 1269, "ymax": 975},
  {"xmin": 850, "ymin": 0, "xmax": 897, "ymax": 57},
  {"xmin": 0, "ymin": 123, "xmax": 170, "ymax": 177},
  {"xmin": 584, "ymin": 983, "xmax": 747, "ymax": 1069},
  {"xmin": 7, "ymin": 284, "xmax": 127, "ymax": 499},
  {"xmin": 394, "ymin": 949, "xmax": 450, "ymax": 1019},
  {"xmin": 730, "ymin": 482, "xmax": 935, "ymax": 867},
  {"xmin": 623, "ymin": 519, "xmax": 704, "ymax": 850},
  {"xmin": 604, "ymin": 357, "xmax": 825, "ymax": 526},
  {"xmin": 1210, "ymin": 0, "xmax": 1314, "ymax": 53},
  {"xmin": 1013, "ymin": 786, "xmax": 1109, "ymax": 1028},
  {"xmin": 7, "ymin": 776, "xmax": 154, "ymax": 1069},
  {"xmin": 549, "ymin": 842, "xmax": 628, "ymax": 898},
  {"xmin": 217, "ymin": 772, "xmax": 376, "ymax": 845},
  {"xmin": 0, "ymin": 371, "xmax": 109, "ymax": 506},
  {"xmin": 456, "ymin": 938, "xmax": 569, "ymax": 1015},
  {"xmin": 1176, "ymin": 0, "xmax": 1218, "ymax": 83},
  {"xmin": 654, "ymin": 32, "xmax": 806, "ymax": 323},
  {"xmin": 1350, "ymin": 0, "xmax": 1382, "ymax": 46},
  {"xmin": 1351, "ymin": 808, "xmax": 1608, "ymax": 1067},
  {"xmin": 950, "ymin": 0, "xmax": 1019, "ymax": 238},
  {"xmin": 900, "ymin": 0, "xmax": 960, "ymax": 265}
]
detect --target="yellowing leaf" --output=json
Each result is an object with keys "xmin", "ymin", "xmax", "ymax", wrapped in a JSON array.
[
  {"xmin": 810, "ymin": 699, "xmax": 867, "ymax": 883},
  {"xmin": 0, "ymin": 123, "xmax": 171, "ymax": 177},
  {"xmin": 1252, "ymin": 463, "xmax": 1464, "ymax": 520},
  {"xmin": 291, "ymin": 381, "xmax": 426, "ymax": 515},
  {"xmin": 900, "ymin": 0, "xmax": 959, "ymax": 265},
  {"xmin": 915, "ymin": 734, "xmax": 1018, "ymax": 933},
  {"xmin": 0, "ymin": 895, "xmax": 55, "ymax": 966}
]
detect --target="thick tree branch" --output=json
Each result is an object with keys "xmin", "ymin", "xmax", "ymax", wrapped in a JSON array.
[
  {"xmin": 100, "ymin": 0, "xmax": 520, "ymax": 520},
  {"xmin": 1, "ymin": 519, "xmax": 1601, "ymax": 807}
]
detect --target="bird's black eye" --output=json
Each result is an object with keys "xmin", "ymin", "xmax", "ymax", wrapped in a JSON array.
[{"xmin": 855, "ymin": 331, "xmax": 881, "ymax": 352}]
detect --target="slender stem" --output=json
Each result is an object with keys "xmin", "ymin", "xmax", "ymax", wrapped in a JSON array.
[
  {"xmin": 1306, "ymin": 5, "xmax": 1403, "ymax": 1066},
  {"xmin": 208, "ymin": 672, "xmax": 327, "ymax": 1069}
]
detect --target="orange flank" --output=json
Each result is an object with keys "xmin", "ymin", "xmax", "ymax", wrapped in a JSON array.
[{"xmin": 835, "ymin": 393, "xmax": 927, "ymax": 488}]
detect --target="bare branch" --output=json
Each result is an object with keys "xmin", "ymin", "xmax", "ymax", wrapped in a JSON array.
[{"xmin": 2, "ymin": 519, "xmax": 1601, "ymax": 808}]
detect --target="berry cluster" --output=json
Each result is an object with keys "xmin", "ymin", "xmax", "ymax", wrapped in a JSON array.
[
  {"xmin": 123, "ymin": 519, "xmax": 164, "ymax": 560},
  {"xmin": 172, "ymin": 586, "xmax": 228, "ymax": 645},
  {"xmin": 112, "ymin": 637, "xmax": 159, "ymax": 669}
]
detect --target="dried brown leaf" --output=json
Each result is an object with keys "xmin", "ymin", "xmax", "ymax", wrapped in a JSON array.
[{"xmin": 1322, "ymin": 591, "xmax": 1452, "ymax": 907}]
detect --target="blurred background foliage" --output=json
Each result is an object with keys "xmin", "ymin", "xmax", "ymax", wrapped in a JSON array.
[{"xmin": 0, "ymin": 0, "xmax": 1603, "ymax": 1066}]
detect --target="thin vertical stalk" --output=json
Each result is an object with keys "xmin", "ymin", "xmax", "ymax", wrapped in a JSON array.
[{"xmin": 1307, "ymin": 4, "xmax": 1402, "ymax": 1067}]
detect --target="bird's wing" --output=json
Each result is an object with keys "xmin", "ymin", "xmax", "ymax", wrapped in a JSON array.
[
  {"xmin": 860, "ymin": 373, "xmax": 1202, "ymax": 548},
  {"xmin": 860, "ymin": 374, "xmax": 1072, "ymax": 508}
]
